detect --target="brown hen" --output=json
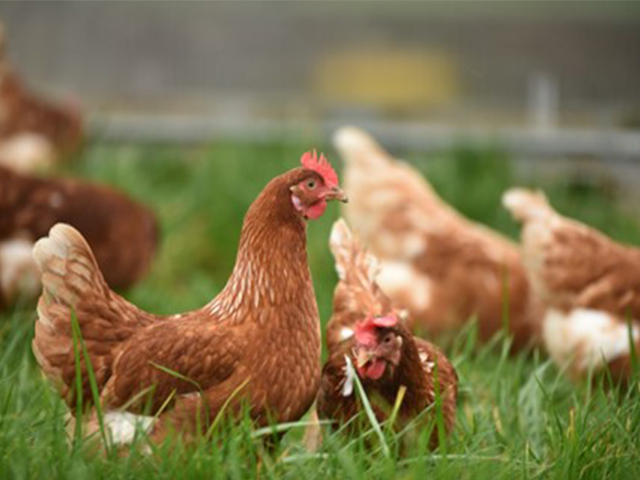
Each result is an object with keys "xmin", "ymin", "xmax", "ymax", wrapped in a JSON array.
[
  {"xmin": 316, "ymin": 220, "xmax": 457, "ymax": 448},
  {"xmin": 334, "ymin": 126, "xmax": 542, "ymax": 350},
  {"xmin": 0, "ymin": 166, "xmax": 157, "ymax": 309},
  {"xmin": 503, "ymin": 188, "xmax": 640, "ymax": 381},
  {"xmin": 32, "ymin": 152, "xmax": 347, "ymax": 446}
]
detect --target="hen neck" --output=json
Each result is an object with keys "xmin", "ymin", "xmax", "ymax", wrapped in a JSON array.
[{"xmin": 207, "ymin": 176, "xmax": 313, "ymax": 321}]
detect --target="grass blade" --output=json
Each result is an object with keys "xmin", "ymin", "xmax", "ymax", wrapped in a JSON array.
[
  {"xmin": 386, "ymin": 385, "xmax": 407, "ymax": 433},
  {"xmin": 345, "ymin": 355, "xmax": 390, "ymax": 458},
  {"xmin": 70, "ymin": 310, "xmax": 110, "ymax": 453}
]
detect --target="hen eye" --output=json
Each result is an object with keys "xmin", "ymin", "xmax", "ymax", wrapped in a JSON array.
[
  {"xmin": 306, "ymin": 179, "xmax": 317, "ymax": 190},
  {"xmin": 383, "ymin": 335, "xmax": 394, "ymax": 345}
]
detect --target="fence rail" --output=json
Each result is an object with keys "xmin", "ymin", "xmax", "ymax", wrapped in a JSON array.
[{"xmin": 89, "ymin": 114, "xmax": 640, "ymax": 162}]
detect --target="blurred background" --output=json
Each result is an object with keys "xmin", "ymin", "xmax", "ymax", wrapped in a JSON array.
[
  {"xmin": 2, "ymin": 1, "xmax": 639, "ymax": 159},
  {"xmin": 1, "ymin": 1, "xmax": 640, "ymax": 313}
]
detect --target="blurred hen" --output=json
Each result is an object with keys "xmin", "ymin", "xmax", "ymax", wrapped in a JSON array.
[
  {"xmin": 504, "ymin": 188, "xmax": 640, "ymax": 382},
  {"xmin": 0, "ymin": 166, "xmax": 158, "ymax": 310},
  {"xmin": 334, "ymin": 126, "xmax": 542, "ymax": 350},
  {"xmin": 0, "ymin": 25, "xmax": 83, "ymax": 173}
]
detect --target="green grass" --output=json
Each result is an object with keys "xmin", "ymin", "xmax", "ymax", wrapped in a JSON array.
[{"xmin": 1, "ymin": 141, "xmax": 640, "ymax": 479}]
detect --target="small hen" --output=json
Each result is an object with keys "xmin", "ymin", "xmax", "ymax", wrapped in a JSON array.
[
  {"xmin": 0, "ymin": 166, "xmax": 158, "ymax": 310},
  {"xmin": 0, "ymin": 26, "xmax": 83, "ymax": 173},
  {"xmin": 32, "ymin": 152, "xmax": 347, "ymax": 446},
  {"xmin": 334, "ymin": 126, "xmax": 542, "ymax": 350},
  {"xmin": 503, "ymin": 188, "xmax": 640, "ymax": 381},
  {"xmin": 316, "ymin": 220, "xmax": 457, "ymax": 446}
]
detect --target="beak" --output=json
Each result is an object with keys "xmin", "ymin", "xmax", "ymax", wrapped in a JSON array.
[
  {"xmin": 324, "ymin": 186, "xmax": 348, "ymax": 203},
  {"xmin": 355, "ymin": 349, "xmax": 373, "ymax": 369}
]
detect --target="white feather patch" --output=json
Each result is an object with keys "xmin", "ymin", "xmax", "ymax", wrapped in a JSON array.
[
  {"xmin": 0, "ymin": 238, "xmax": 39, "ymax": 301},
  {"xmin": 419, "ymin": 351, "xmax": 435, "ymax": 373},
  {"xmin": 0, "ymin": 133, "xmax": 55, "ymax": 174},
  {"xmin": 330, "ymin": 220, "xmax": 348, "ymax": 247},
  {"xmin": 543, "ymin": 308, "xmax": 640, "ymax": 372},
  {"xmin": 342, "ymin": 355, "xmax": 356, "ymax": 397},
  {"xmin": 104, "ymin": 411, "xmax": 155, "ymax": 445},
  {"xmin": 339, "ymin": 327, "xmax": 354, "ymax": 341},
  {"xmin": 335, "ymin": 264, "xmax": 346, "ymax": 281}
]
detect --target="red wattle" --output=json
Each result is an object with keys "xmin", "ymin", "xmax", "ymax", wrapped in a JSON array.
[
  {"xmin": 365, "ymin": 359, "xmax": 386, "ymax": 380},
  {"xmin": 306, "ymin": 200, "xmax": 327, "ymax": 220}
]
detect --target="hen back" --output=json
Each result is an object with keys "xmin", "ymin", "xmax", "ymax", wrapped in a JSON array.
[{"xmin": 334, "ymin": 126, "xmax": 542, "ymax": 350}]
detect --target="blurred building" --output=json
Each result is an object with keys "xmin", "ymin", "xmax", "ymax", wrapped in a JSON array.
[{"xmin": 1, "ymin": 1, "xmax": 639, "ymax": 131}]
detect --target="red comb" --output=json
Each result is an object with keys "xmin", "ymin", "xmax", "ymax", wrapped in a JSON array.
[
  {"xmin": 300, "ymin": 150, "xmax": 338, "ymax": 188},
  {"xmin": 354, "ymin": 324, "xmax": 377, "ymax": 347},
  {"xmin": 372, "ymin": 315, "xmax": 398, "ymax": 328},
  {"xmin": 354, "ymin": 315, "xmax": 398, "ymax": 346}
]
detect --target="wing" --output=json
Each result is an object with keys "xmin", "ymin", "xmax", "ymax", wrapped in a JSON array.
[
  {"xmin": 316, "ymin": 353, "xmax": 362, "ymax": 426},
  {"xmin": 0, "ymin": 166, "xmax": 58, "ymax": 238},
  {"xmin": 414, "ymin": 338, "xmax": 458, "ymax": 435},
  {"xmin": 103, "ymin": 319, "xmax": 245, "ymax": 413},
  {"xmin": 536, "ymin": 222, "xmax": 640, "ymax": 315}
]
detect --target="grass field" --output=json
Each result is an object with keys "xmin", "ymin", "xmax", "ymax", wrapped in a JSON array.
[{"xmin": 1, "ymin": 141, "xmax": 639, "ymax": 479}]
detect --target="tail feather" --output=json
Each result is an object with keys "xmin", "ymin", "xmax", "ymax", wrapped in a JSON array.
[
  {"xmin": 33, "ymin": 223, "xmax": 109, "ymax": 307},
  {"xmin": 327, "ymin": 219, "xmax": 392, "ymax": 352},
  {"xmin": 330, "ymin": 218, "xmax": 378, "ymax": 285},
  {"xmin": 32, "ymin": 223, "xmax": 145, "ymax": 409},
  {"xmin": 502, "ymin": 188, "xmax": 554, "ymax": 224}
]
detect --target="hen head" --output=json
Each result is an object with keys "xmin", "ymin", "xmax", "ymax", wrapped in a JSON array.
[
  {"xmin": 353, "ymin": 313, "xmax": 403, "ymax": 381},
  {"xmin": 290, "ymin": 151, "xmax": 347, "ymax": 220}
]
